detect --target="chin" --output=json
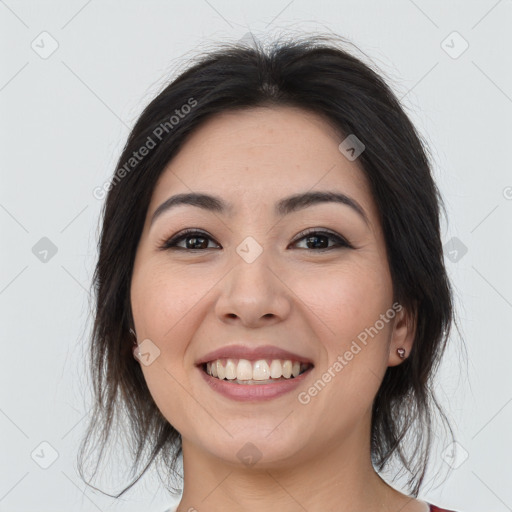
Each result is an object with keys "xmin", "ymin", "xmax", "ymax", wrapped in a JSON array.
[{"xmin": 200, "ymin": 426, "xmax": 307, "ymax": 469}]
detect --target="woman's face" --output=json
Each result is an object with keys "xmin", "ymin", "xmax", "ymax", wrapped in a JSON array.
[{"xmin": 130, "ymin": 105, "xmax": 413, "ymax": 468}]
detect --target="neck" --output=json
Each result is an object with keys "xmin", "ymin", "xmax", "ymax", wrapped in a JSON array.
[{"xmin": 175, "ymin": 417, "xmax": 398, "ymax": 512}]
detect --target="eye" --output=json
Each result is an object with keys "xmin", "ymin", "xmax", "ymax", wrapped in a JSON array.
[
  {"xmin": 158, "ymin": 228, "xmax": 353, "ymax": 252},
  {"xmin": 290, "ymin": 228, "xmax": 353, "ymax": 250},
  {"xmin": 158, "ymin": 229, "xmax": 220, "ymax": 251}
]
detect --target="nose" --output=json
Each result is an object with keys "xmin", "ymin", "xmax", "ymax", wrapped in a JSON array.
[{"xmin": 214, "ymin": 252, "xmax": 292, "ymax": 328}]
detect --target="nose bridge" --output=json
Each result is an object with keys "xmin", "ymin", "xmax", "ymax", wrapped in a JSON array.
[
  {"xmin": 215, "ymin": 234, "xmax": 291, "ymax": 325},
  {"xmin": 234, "ymin": 235, "xmax": 273, "ymax": 285}
]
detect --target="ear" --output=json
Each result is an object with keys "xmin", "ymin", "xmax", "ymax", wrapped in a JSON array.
[{"xmin": 387, "ymin": 302, "xmax": 417, "ymax": 367}]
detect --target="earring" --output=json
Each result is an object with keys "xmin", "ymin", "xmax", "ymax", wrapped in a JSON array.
[{"xmin": 397, "ymin": 347, "xmax": 406, "ymax": 359}]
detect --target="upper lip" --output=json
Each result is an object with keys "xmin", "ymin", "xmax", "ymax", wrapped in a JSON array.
[{"xmin": 195, "ymin": 344, "xmax": 315, "ymax": 366}]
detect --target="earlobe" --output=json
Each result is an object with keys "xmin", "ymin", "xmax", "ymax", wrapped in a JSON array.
[
  {"xmin": 130, "ymin": 328, "xmax": 140, "ymax": 362},
  {"xmin": 388, "ymin": 305, "xmax": 416, "ymax": 367}
]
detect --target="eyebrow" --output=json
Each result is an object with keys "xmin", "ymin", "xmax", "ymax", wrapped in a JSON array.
[{"xmin": 150, "ymin": 191, "xmax": 369, "ymax": 227}]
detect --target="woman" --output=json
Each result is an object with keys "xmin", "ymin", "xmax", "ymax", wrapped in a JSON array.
[{"xmin": 79, "ymin": 34, "xmax": 462, "ymax": 512}]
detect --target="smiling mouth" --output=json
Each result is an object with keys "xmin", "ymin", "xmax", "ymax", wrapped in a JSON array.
[{"xmin": 201, "ymin": 358, "xmax": 314, "ymax": 385}]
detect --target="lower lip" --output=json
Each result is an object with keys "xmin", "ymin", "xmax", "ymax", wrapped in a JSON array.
[{"xmin": 197, "ymin": 365, "xmax": 313, "ymax": 401}]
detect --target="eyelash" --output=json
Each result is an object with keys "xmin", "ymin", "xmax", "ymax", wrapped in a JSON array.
[{"xmin": 158, "ymin": 228, "xmax": 353, "ymax": 252}]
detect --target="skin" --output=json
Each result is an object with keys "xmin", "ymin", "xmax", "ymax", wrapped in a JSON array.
[{"xmin": 130, "ymin": 105, "xmax": 428, "ymax": 512}]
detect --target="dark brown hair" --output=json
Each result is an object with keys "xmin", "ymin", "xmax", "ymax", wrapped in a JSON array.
[{"xmin": 78, "ymin": 33, "xmax": 460, "ymax": 498}]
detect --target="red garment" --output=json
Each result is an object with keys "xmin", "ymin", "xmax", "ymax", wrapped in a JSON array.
[{"xmin": 430, "ymin": 505, "xmax": 457, "ymax": 512}]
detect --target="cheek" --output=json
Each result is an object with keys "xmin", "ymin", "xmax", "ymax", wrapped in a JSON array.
[
  {"xmin": 294, "ymin": 262, "xmax": 393, "ymax": 344},
  {"xmin": 131, "ymin": 262, "xmax": 202, "ymax": 429},
  {"xmin": 323, "ymin": 271, "xmax": 393, "ymax": 379},
  {"xmin": 131, "ymin": 260, "xmax": 205, "ymax": 345},
  {"xmin": 295, "ymin": 263, "xmax": 393, "ymax": 408}
]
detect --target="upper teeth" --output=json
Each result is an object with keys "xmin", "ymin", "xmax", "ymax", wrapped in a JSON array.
[{"xmin": 205, "ymin": 358, "xmax": 310, "ymax": 381}]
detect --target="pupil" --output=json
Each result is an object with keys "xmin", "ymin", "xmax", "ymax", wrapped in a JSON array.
[
  {"xmin": 187, "ymin": 236, "xmax": 207, "ymax": 249},
  {"xmin": 306, "ymin": 235, "xmax": 327, "ymax": 249}
]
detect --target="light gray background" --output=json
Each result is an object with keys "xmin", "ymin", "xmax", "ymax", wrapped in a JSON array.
[{"xmin": 1, "ymin": 1, "xmax": 511, "ymax": 511}]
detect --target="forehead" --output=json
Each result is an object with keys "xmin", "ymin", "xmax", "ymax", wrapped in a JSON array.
[{"xmin": 148, "ymin": 106, "xmax": 377, "ymax": 224}]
